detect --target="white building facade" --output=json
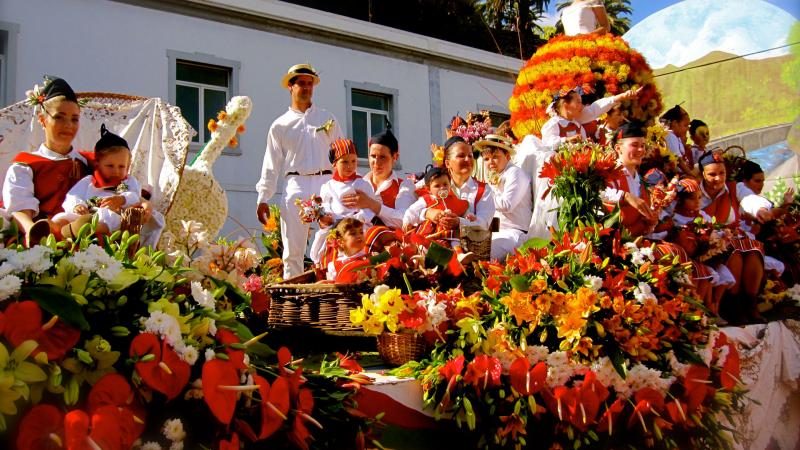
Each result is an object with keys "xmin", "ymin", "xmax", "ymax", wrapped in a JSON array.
[{"xmin": 0, "ymin": 0, "xmax": 519, "ymax": 235}]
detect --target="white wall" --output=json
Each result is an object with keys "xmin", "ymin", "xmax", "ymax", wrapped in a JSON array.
[{"xmin": 1, "ymin": 0, "xmax": 515, "ymax": 238}]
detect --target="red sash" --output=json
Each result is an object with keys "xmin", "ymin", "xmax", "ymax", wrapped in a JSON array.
[
  {"xmin": 702, "ymin": 182, "xmax": 739, "ymax": 224},
  {"xmin": 333, "ymin": 257, "xmax": 371, "ymax": 284},
  {"xmin": 2, "ymin": 152, "xmax": 89, "ymax": 217},
  {"xmin": 378, "ymin": 179, "xmax": 401, "ymax": 209},
  {"xmin": 422, "ymin": 192, "xmax": 469, "ymax": 217}
]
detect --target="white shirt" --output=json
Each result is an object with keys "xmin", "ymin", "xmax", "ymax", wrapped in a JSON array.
[
  {"xmin": 319, "ymin": 177, "xmax": 377, "ymax": 225},
  {"xmin": 673, "ymin": 210, "xmax": 712, "ymax": 227},
  {"xmin": 602, "ymin": 166, "xmax": 641, "ymax": 204},
  {"xmin": 256, "ymin": 105, "xmax": 344, "ymax": 204},
  {"xmin": 62, "ymin": 175, "xmax": 141, "ymax": 213},
  {"xmin": 2, "ymin": 144, "xmax": 89, "ymax": 214},
  {"xmin": 541, "ymin": 96, "xmax": 618, "ymax": 151},
  {"xmin": 363, "ymin": 171, "xmax": 417, "ymax": 229},
  {"xmin": 489, "ymin": 163, "xmax": 532, "ymax": 232},
  {"xmin": 326, "ymin": 250, "xmax": 366, "ymax": 281},
  {"xmin": 736, "ymin": 182, "xmax": 774, "ymax": 217},
  {"xmin": 561, "ymin": 0, "xmax": 604, "ymax": 36},
  {"xmin": 665, "ymin": 131, "xmax": 685, "ymax": 158}
]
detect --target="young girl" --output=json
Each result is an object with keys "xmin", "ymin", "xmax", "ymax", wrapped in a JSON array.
[
  {"xmin": 660, "ymin": 105, "xmax": 693, "ymax": 174},
  {"xmin": 310, "ymin": 138, "xmax": 377, "ymax": 263},
  {"xmin": 403, "ymin": 166, "xmax": 476, "ymax": 248},
  {"xmin": 688, "ymin": 119, "xmax": 710, "ymax": 171},
  {"xmin": 57, "ymin": 124, "xmax": 141, "ymax": 238},
  {"xmin": 326, "ymin": 218, "xmax": 371, "ymax": 283},
  {"xmin": 540, "ymin": 86, "xmax": 639, "ymax": 151},
  {"xmin": 2, "ymin": 78, "xmax": 90, "ymax": 245}
]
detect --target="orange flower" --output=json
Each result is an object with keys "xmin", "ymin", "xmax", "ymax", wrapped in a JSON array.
[
  {"xmin": 207, "ymin": 119, "xmax": 218, "ymax": 133},
  {"xmin": 237, "ymin": 124, "xmax": 246, "ymax": 134},
  {"xmin": 217, "ymin": 111, "xmax": 228, "ymax": 121},
  {"xmin": 229, "ymin": 136, "xmax": 238, "ymax": 147}
]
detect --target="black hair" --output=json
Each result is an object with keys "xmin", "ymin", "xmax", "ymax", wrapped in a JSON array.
[
  {"xmin": 737, "ymin": 160, "xmax": 763, "ymax": 182},
  {"xmin": 660, "ymin": 104, "xmax": 688, "ymax": 125},
  {"xmin": 423, "ymin": 165, "xmax": 450, "ymax": 186},
  {"xmin": 689, "ymin": 119, "xmax": 708, "ymax": 137},
  {"xmin": 443, "ymin": 136, "xmax": 469, "ymax": 161}
]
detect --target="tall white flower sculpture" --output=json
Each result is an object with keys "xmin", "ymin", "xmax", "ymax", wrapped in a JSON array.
[{"xmin": 164, "ymin": 96, "xmax": 252, "ymax": 240}]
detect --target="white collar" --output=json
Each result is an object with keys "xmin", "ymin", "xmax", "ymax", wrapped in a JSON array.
[
  {"xmin": 700, "ymin": 182, "xmax": 727, "ymax": 201},
  {"xmin": 37, "ymin": 143, "xmax": 85, "ymax": 163}
]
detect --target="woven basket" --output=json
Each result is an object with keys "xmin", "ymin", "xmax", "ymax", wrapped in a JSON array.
[
  {"xmin": 376, "ymin": 332, "xmax": 428, "ymax": 366},
  {"xmin": 265, "ymin": 271, "xmax": 368, "ymax": 334}
]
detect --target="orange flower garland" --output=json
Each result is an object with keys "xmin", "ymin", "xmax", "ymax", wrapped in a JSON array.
[{"xmin": 509, "ymin": 33, "xmax": 663, "ymax": 139}]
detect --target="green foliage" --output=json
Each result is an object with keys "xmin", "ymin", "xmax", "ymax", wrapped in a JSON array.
[{"xmin": 780, "ymin": 21, "xmax": 800, "ymax": 91}]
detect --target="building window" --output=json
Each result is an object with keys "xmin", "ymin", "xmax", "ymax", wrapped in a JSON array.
[
  {"xmin": 487, "ymin": 111, "xmax": 510, "ymax": 127},
  {"xmin": 167, "ymin": 51, "xmax": 240, "ymax": 154},
  {"xmin": 0, "ymin": 22, "xmax": 20, "ymax": 108},
  {"xmin": 345, "ymin": 81, "xmax": 398, "ymax": 160}
]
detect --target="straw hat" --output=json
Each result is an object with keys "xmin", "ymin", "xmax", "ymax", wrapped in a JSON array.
[
  {"xmin": 280, "ymin": 63, "xmax": 320, "ymax": 88},
  {"xmin": 474, "ymin": 134, "xmax": 514, "ymax": 156}
]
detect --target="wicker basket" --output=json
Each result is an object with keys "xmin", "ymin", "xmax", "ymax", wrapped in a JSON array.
[
  {"xmin": 265, "ymin": 272, "xmax": 368, "ymax": 334},
  {"xmin": 376, "ymin": 332, "xmax": 428, "ymax": 366}
]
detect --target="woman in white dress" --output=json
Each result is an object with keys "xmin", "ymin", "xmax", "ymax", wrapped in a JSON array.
[{"xmin": 561, "ymin": 0, "xmax": 610, "ymax": 36}]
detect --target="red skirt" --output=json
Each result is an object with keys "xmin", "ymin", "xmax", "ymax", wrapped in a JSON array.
[{"xmin": 729, "ymin": 237, "xmax": 764, "ymax": 257}]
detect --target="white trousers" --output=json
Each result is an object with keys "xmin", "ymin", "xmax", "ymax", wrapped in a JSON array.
[
  {"xmin": 278, "ymin": 174, "xmax": 326, "ymax": 279},
  {"xmin": 491, "ymin": 228, "xmax": 527, "ymax": 262}
]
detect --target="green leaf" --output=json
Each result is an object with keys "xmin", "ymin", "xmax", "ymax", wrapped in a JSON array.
[
  {"xmin": 519, "ymin": 237, "xmax": 550, "ymax": 251},
  {"xmin": 23, "ymin": 286, "xmax": 90, "ymax": 331},
  {"xmin": 609, "ymin": 347, "xmax": 628, "ymax": 380},
  {"xmin": 369, "ymin": 251, "xmax": 391, "ymax": 265},
  {"xmin": 509, "ymin": 275, "xmax": 530, "ymax": 292},
  {"xmin": 425, "ymin": 242, "xmax": 455, "ymax": 269}
]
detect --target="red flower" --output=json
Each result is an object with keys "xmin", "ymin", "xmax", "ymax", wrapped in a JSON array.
[
  {"xmin": 715, "ymin": 333, "xmax": 741, "ymax": 390},
  {"xmin": 463, "ymin": 355, "xmax": 502, "ymax": 394},
  {"xmin": 218, "ymin": 432, "xmax": 240, "ymax": 450},
  {"xmin": 64, "ymin": 407, "xmax": 126, "ymax": 450},
  {"xmin": 683, "ymin": 364, "xmax": 713, "ymax": 413},
  {"xmin": 508, "ymin": 358, "xmax": 547, "ymax": 396},
  {"xmin": 398, "ymin": 306, "xmax": 426, "ymax": 330},
  {"xmin": 216, "ymin": 328, "xmax": 246, "ymax": 370},
  {"xmin": 87, "ymin": 373, "xmax": 145, "ymax": 446},
  {"xmin": 336, "ymin": 352, "xmax": 363, "ymax": 374},
  {"xmin": 202, "ymin": 359, "xmax": 241, "ymax": 425},
  {"xmin": 627, "ymin": 388, "xmax": 665, "ymax": 430},
  {"xmin": 596, "ymin": 398, "xmax": 625, "ymax": 435},
  {"xmin": 250, "ymin": 291, "xmax": 270, "ymax": 315},
  {"xmin": 288, "ymin": 388, "xmax": 317, "ymax": 450},
  {"xmin": 253, "ymin": 374, "xmax": 290, "ymax": 440},
  {"xmin": 439, "ymin": 355, "xmax": 465, "ymax": 383},
  {"xmin": 129, "ymin": 333, "xmax": 190, "ymax": 400},
  {"xmin": 16, "ymin": 404, "xmax": 64, "ymax": 450},
  {"xmin": 1, "ymin": 300, "xmax": 80, "ymax": 360}
]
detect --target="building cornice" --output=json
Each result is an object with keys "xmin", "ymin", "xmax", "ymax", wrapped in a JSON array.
[{"xmin": 110, "ymin": 0, "xmax": 522, "ymax": 82}]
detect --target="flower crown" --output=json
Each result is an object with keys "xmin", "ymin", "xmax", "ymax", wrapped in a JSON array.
[{"xmin": 25, "ymin": 77, "xmax": 88, "ymax": 108}]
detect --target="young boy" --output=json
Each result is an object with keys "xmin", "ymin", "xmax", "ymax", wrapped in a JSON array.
[
  {"xmin": 56, "ymin": 124, "xmax": 141, "ymax": 237},
  {"xmin": 477, "ymin": 135, "xmax": 532, "ymax": 261},
  {"xmin": 403, "ymin": 166, "xmax": 475, "ymax": 248},
  {"xmin": 326, "ymin": 218, "xmax": 371, "ymax": 283},
  {"xmin": 310, "ymin": 138, "xmax": 377, "ymax": 263}
]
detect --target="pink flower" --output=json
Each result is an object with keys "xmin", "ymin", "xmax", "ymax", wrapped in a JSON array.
[{"xmin": 243, "ymin": 274, "xmax": 263, "ymax": 293}]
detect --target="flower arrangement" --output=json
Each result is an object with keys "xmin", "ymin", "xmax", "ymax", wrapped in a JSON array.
[
  {"xmin": 640, "ymin": 123, "xmax": 680, "ymax": 177},
  {"xmin": 676, "ymin": 217, "xmax": 733, "ymax": 265},
  {"xmin": 539, "ymin": 142, "xmax": 623, "ymax": 230},
  {"xmin": 0, "ymin": 226, "xmax": 377, "ymax": 449},
  {"xmin": 294, "ymin": 195, "xmax": 326, "ymax": 224},
  {"xmin": 402, "ymin": 223, "xmax": 745, "ymax": 449},
  {"xmin": 315, "ymin": 118, "xmax": 336, "ymax": 134},
  {"xmin": 509, "ymin": 33, "xmax": 662, "ymax": 139},
  {"xmin": 447, "ymin": 111, "xmax": 493, "ymax": 145},
  {"xmin": 165, "ymin": 96, "xmax": 253, "ymax": 242}
]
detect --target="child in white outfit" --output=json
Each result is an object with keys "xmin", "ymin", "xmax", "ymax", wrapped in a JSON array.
[{"xmin": 56, "ymin": 124, "xmax": 140, "ymax": 237}]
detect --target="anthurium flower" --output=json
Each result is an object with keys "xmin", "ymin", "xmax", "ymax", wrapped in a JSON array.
[
  {"xmin": 64, "ymin": 407, "xmax": 124, "ymax": 450},
  {"xmin": 627, "ymin": 387, "xmax": 665, "ymax": 431},
  {"xmin": 201, "ymin": 359, "xmax": 240, "ymax": 425},
  {"xmin": 289, "ymin": 388, "xmax": 319, "ymax": 450},
  {"xmin": 463, "ymin": 355, "xmax": 502, "ymax": 394},
  {"xmin": 215, "ymin": 328, "xmax": 246, "ymax": 370},
  {"xmin": 129, "ymin": 333, "xmax": 190, "ymax": 400},
  {"xmin": 596, "ymin": 398, "xmax": 625, "ymax": 436},
  {"xmin": 16, "ymin": 404, "xmax": 64, "ymax": 449},
  {"xmin": 508, "ymin": 358, "xmax": 547, "ymax": 396},
  {"xmin": 335, "ymin": 352, "xmax": 363, "ymax": 374},
  {"xmin": 254, "ymin": 374, "xmax": 290, "ymax": 440},
  {"xmin": 682, "ymin": 364, "xmax": 713, "ymax": 413},
  {"xmin": 87, "ymin": 373, "xmax": 145, "ymax": 443},
  {"xmin": 1, "ymin": 300, "xmax": 80, "ymax": 360},
  {"xmin": 218, "ymin": 432, "xmax": 239, "ymax": 450},
  {"xmin": 714, "ymin": 333, "xmax": 740, "ymax": 390}
]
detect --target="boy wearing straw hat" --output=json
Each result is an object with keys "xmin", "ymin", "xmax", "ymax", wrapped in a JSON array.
[
  {"xmin": 475, "ymin": 134, "xmax": 532, "ymax": 261},
  {"xmin": 256, "ymin": 63, "xmax": 343, "ymax": 279}
]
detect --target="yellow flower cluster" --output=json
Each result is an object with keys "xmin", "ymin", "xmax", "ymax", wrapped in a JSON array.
[{"xmin": 349, "ymin": 286, "xmax": 406, "ymax": 335}]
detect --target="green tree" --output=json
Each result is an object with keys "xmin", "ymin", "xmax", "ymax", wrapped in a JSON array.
[
  {"xmin": 476, "ymin": 0, "xmax": 552, "ymax": 58},
  {"xmin": 781, "ymin": 20, "xmax": 800, "ymax": 91},
  {"xmin": 555, "ymin": 0, "xmax": 633, "ymax": 36}
]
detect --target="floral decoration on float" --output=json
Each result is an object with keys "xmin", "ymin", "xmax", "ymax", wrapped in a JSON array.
[
  {"xmin": 165, "ymin": 96, "xmax": 252, "ymax": 243},
  {"xmin": 509, "ymin": 33, "xmax": 663, "ymax": 140},
  {"xmin": 396, "ymin": 143, "xmax": 746, "ymax": 449}
]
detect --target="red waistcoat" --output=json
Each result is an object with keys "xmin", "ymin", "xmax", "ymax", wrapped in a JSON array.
[
  {"xmin": 377, "ymin": 178, "xmax": 402, "ymax": 209},
  {"xmin": 702, "ymin": 182, "xmax": 739, "ymax": 224},
  {"xmin": 606, "ymin": 172, "xmax": 652, "ymax": 236},
  {"xmin": 558, "ymin": 121, "xmax": 583, "ymax": 138},
  {"xmin": 3, "ymin": 152, "xmax": 89, "ymax": 218}
]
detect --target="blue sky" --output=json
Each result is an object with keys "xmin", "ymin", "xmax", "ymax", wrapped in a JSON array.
[{"xmin": 542, "ymin": 0, "xmax": 799, "ymax": 26}]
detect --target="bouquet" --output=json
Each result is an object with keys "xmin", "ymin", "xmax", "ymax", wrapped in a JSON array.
[
  {"xmin": 447, "ymin": 110, "xmax": 493, "ymax": 145},
  {"xmin": 678, "ymin": 216, "xmax": 733, "ymax": 264},
  {"xmin": 294, "ymin": 195, "xmax": 326, "ymax": 224},
  {"xmin": 641, "ymin": 123, "xmax": 680, "ymax": 178}
]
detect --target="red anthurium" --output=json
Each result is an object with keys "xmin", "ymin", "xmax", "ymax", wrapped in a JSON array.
[
  {"xmin": 218, "ymin": 432, "xmax": 240, "ymax": 450},
  {"xmin": 335, "ymin": 352, "xmax": 363, "ymax": 373},
  {"xmin": 92, "ymin": 405, "xmax": 138, "ymax": 449},
  {"xmin": 202, "ymin": 359, "xmax": 241, "ymax": 425},
  {"xmin": 87, "ymin": 373, "xmax": 146, "ymax": 444},
  {"xmin": 596, "ymin": 398, "xmax": 625, "ymax": 436},
  {"xmin": 216, "ymin": 328, "xmax": 246, "ymax": 370},
  {"xmin": 665, "ymin": 398, "xmax": 689, "ymax": 425},
  {"xmin": 439, "ymin": 355, "xmax": 465, "ymax": 384},
  {"xmin": 715, "ymin": 333, "xmax": 741, "ymax": 390},
  {"xmin": 64, "ymin": 407, "xmax": 124, "ymax": 450},
  {"xmin": 683, "ymin": 364, "xmax": 713, "ymax": 413},
  {"xmin": 250, "ymin": 291, "xmax": 270, "ymax": 315},
  {"xmin": 16, "ymin": 404, "xmax": 64, "ymax": 450},
  {"xmin": 463, "ymin": 355, "xmax": 502, "ymax": 395},
  {"xmin": 64, "ymin": 410, "xmax": 91, "ymax": 450},
  {"xmin": 508, "ymin": 358, "xmax": 547, "ymax": 396},
  {"xmin": 129, "ymin": 333, "xmax": 191, "ymax": 400},
  {"xmin": 572, "ymin": 371, "xmax": 609, "ymax": 431},
  {"xmin": 2, "ymin": 300, "xmax": 80, "ymax": 360},
  {"xmin": 289, "ymin": 388, "xmax": 319, "ymax": 450},
  {"xmin": 627, "ymin": 388, "xmax": 666, "ymax": 431},
  {"xmin": 541, "ymin": 386, "xmax": 578, "ymax": 423},
  {"xmin": 278, "ymin": 347, "xmax": 292, "ymax": 371},
  {"xmin": 255, "ymin": 375, "xmax": 290, "ymax": 440}
]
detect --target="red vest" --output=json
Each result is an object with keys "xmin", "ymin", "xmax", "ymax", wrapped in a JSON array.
[
  {"xmin": 416, "ymin": 181, "xmax": 487, "ymax": 241},
  {"xmin": 377, "ymin": 178, "xmax": 402, "ymax": 209},
  {"xmin": 582, "ymin": 120, "xmax": 598, "ymax": 141},
  {"xmin": 3, "ymin": 152, "xmax": 89, "ymax": 218},
  {"xmin": 558, "ymin": 121, "xmax": 583, "ymax": 138},
  {"xmin": 606, "ymin": 172, "xmax": 652, "ymax": 236},
  {"xmin": 333, "ymin": 256, "xmax": 371, "ymax": 284},
  {"xmin": 702, "ymin": 182, "xmax": 739, "ymax": 224}
]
